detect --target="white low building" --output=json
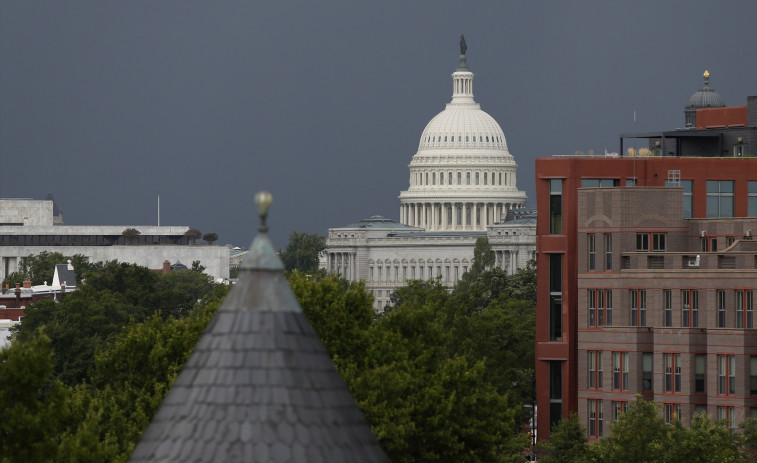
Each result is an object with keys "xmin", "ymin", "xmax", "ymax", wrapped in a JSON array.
[
  {"xmin": 324, "ymin": 41, "xmax": 535, "ymax": 310},
  {"xmin": 0, "ymin": 198, "xmax": 230, "ymax": 282}
]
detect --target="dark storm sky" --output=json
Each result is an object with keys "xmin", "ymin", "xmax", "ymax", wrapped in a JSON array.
[{"xmin": 1, "ymin": 1, "xmax": 756, "ymax": 248}]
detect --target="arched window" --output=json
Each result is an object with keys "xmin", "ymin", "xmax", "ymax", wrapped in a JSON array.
[
  {"xmin": 457, "ymin": 206, "xmax": 462, "ymax": 224},
  {"xmin": 449, "ymin": 172, "xmax": 452, "ymax": 185},
  {"xmin": 499, "ymin": 173, "xmax": 502, "ymax": 185},
  {"xmin": 457, "ymin": 172, "xmax": 462, "ymax": 184},
  {"xmin": 440, "ymin": 172, "xmax": 444, "ymax": 184},
  {"xmin": 475, "ymin": 172, "xmax": 480, "ymax": 185},
  {"xmin": 466, "ymin": 135, "xmax": 469, "ymax": 142},
  {"xmin": 426, "ymin": 172, "xmax": 429, "ymax": 184},
  {"xmin": 466, "ymin": 172, "xmax": 471, "ymax": 185},
  {"xmin": 484, "ymin": 173, "xmax": 487, "ymax": 185},
  {"xmin": 432, "ymin": 173, "xmax": 436, "ymax": 185}
]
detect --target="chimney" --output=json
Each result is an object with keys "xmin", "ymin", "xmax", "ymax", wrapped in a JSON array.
[
  {"xmin": 23, "ymin": 278, "xmax": 31, "ymax": 289},
  {"xmin": 163, "ymin": 260, "xmax": 171, "ymax": 274}
]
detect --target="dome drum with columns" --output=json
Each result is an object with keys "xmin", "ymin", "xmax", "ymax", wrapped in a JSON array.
[{"xmin": 324, "ymin": 39, "xmax": 534, "ymax": 311}]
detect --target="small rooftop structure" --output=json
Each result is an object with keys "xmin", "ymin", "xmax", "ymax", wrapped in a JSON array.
[{"xmin": 129, "ymin": 192, "xmax": 388, "ymax": 462}]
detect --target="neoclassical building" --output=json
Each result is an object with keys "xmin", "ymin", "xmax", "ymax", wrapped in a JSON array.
[{"xmin": 325, "ymin": 42, "xmax": 535, "ymax": 310}]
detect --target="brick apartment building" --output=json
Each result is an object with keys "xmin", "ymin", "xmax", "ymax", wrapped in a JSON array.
[{"xmin": 535, "ymin": 89, "xmax": 757, "ymax": 441}]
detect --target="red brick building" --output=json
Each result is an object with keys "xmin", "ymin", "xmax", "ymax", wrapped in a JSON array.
[{"xmin": 535, "ymin": 94, "xmax": 757, "ymax": 440}]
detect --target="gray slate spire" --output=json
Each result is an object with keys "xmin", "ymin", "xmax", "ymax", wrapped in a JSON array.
[{"xmin": 129, "ymin": 192, "xmax": 389, "ymax": 462}]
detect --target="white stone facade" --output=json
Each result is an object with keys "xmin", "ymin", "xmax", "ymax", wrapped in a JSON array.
[
  {"xmin": 0, "ymin": 201, "xmax": 230, "ymax": 282},
  {"xmin": 325, "ymin": 48, "xmax": 535, "ymax": 310}
]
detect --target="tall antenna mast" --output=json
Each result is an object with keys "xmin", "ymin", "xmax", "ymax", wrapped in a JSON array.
[
  {"xmin": 633, "ymin": 111, "xmax": 637, "ymax": 186},
  {"xmin": 158, "ymin": 195, "xmax": 160, "ymax": 227}
]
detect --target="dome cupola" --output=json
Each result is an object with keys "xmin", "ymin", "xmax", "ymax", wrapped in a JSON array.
[{"xmin": 685, "ymin": 70, "xmax": 725, "ymax": 128}]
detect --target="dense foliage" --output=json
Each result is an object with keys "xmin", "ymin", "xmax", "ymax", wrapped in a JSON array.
[
  {"xmin": 0, "ymin": 256, "xmax": 226, "ymax": 462},
  {"xmin": 1, "ymin": 251, "xmax": 99, "ymax": 287},
  {"xmin": 291, "ymin": 264, "xmax": 537, "ymax": 462},
  {"xmin": 279, "ymin": 230, "xmax": 326, "ymax": 273},
  {"xmin": 539, "ymin": 396, "xmax": 757, "ymax": 463}
]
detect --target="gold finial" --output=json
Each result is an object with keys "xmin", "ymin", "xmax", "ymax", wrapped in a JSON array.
[
  {"xmin": 254, "ymin": 191, "xmax": 273, "ymax": 233},
  {"xmin": 703, "ymin": 70, "xmax": 710, "ymax": 79}
]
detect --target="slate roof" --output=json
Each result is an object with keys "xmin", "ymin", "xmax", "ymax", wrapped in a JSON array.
[
  {"xmin": 52, "ymin": 262, "xmax": 77, "ymax": 287},
  {"xmin": 129, "ymin": 222, "xmax": 389, "ymax": 462}
]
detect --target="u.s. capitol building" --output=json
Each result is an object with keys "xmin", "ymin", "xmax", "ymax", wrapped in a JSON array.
[{"xmin": 324, "ymin": 40, "xmax": 535, "ymax": 310}]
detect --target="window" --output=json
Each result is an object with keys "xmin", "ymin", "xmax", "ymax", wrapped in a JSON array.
[
  {"xmin": 425, "ymin": 172, "xmax": 429, "ymax": 184},
  {"xmin": 664, "ymin": 403, "xmax": 681, "ymax": 423},
  {"xmin": 751, "ymin": 356, "xmax": 757, "ymax": 396},
  {"xmin": 605, "ymin": 290, "xmax": 613, "ymax": 326},
  {"xmin": 448, "ymin": 172, "xmax": 452, "ymax": 185},
  {"xmin": 483, "ymin": 173, "xmax": 487, "ymax": 185},
  {"xmin": 466, "ymin": 172, "xmax": 470, "ymax": 185},
  {"xmin": 701, "ymin": 236, "xmax": 717, "ymax": 252},
  {"xmin": 664, "ymin": 289, "xmax": 673, "ymax": 327},
  {"xmin": 707, "ymin": 180, "xmax": 734, "ymax": 218},
  {"xmin": 549, "ymin": 179, "xmax": 562, "ymax": 234},
  {"xmin": 718, "ymin": 354, "xmax": 736, "ymax": 395},
  {"xmin": 612, "ymin": 401, "xmax": 628, "ymax": 422},
  {"xmin": 717, "ymin": 290, "xmax": 727, "ymax": 327},
  {"xmin": 432, "ymin": 173, "xmax": 436, "ymax": 185},
  {"xmin": 682, "ymin": 290, "xmax": 699, "ymax": 327},
  {"xmin": 630, "ymin": 289, "xmax": 646, "ymax": 326},
  {"xmin": 749, "ymin": 181, "xmax": 757, "ymax": 217},
  {"xmin": 612, "ymin": 352, "xmax": 628, "ymax": 390},
  {"xmin": 682, "ymin": 180, "xmax": 693, "ymax": 218},
  {"xmin": 440, "ymin": 172, "xmax": 444, "ymax": 184},
  {"xmin": 636, "ymin": 233, "xmax": 649, "ymax": 251},
  {"xmin": 718, "ymin": 406, "xmax": 736, "ymax": 431},
  {"xmin": 737, "ymin": 290, "xmax": 754, "ymax": 328},
  {"xmin": 475, "ymin": 172, "xmax": 479, "ymax": 185},
  {"xmin": 653, "ymin": 233, "xmax": 666, "ymax": 251},
  {"xmin": 588, "ymin": 234, "xmax": 596, "ymax": 271},
  {"xmin": 642, "ymin": 352, "xmax": 653, "ymax": 391},
  {"xmin": 695, "ymin": 354, "xmax": 706, "ymax": 394},
  {"xmin": 588, "ymin": 289, "xmax": 611, "ymax": 327},
  {"xmin": 734, "ymin": 143, "xmax": 749, "ymax": 157},
  {"xmin": 550, "ymin": 361, "xmax": 563, "ymax": 429},
  {"xmin": 550, "ymin": 254, "xmax": 563, "ymax": 341},
  {"xmin": 664, "ymin": 353, "xmax": 681, "ymax": 393},
  {"xmin": 588, "ymin": 351, "xmax": 603, "ymax": 389},
  {"xmin": 457, "ymin": 172, "xmax": 461, "ymax": 184},
  {"xmin": 605, "ymin": 234, "xmax": 612, "ymax": 270},
  {"xmin": 582, "ymin": 179, "xmax": 619, "ymax": 188},
  {"xmin": 588, "ymin": 399, "xmax": 603, "ymax": 438}
]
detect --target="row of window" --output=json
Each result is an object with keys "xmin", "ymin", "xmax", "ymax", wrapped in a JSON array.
[
  {"xmin": 586, "ymin": 288, "xmax": 754, "ymax": 328},
  {"xmin": 587, "ymin": 351, "xmax": 756, "ymax": 397},
  {"xmin": 586, "ymin": 399, "xmax": 739, "ymax": 438},
  {"xmin": 548, "ymin": 179, "xmax": 757, "ymax": 235},
  {"xmin": 415, "ymin": 170, "xmax": 511, "ymax": 186}
]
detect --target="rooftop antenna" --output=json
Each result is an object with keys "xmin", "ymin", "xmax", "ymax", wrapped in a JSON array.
[
  {"xmin": 157, "ymin": 195, "xmax": 160, "ymax": 227},
  {"xmin": 633, "ymin": 110, "xmax": 637, "ymax": 186}
]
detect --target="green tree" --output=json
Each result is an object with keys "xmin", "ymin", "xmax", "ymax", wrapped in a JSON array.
[
  {"xmin": 1, "ymin": 252, "xmax": 98, "ymax": 287},
  {"xmin": 290, "ymin": 271, "xmax": 529, "ymax": 463},
  {"xmin": 0, "ymin": 333, "xmax": 72, "ymax": 462},
  {"xmin": 470, "ymin": 236, "xmax": 495, "ymax": 276},
  {"xmin": 184, "ymin": 228, "xmax": 202, "ymax": 244},
  {"xmin": 587, "ymin": 397, "xmax": 668, "ymax": 463},
  {"xmin": 202, "ymin": 232, "xmax": 218, "ymax": 244},
  {"xmin": 122, "ymin": 227, "xmax": 141, "ymax": 244},
  {"xmin": 280, "ymin": 231, "xmax": 326, "ymax": 273},
  {"xmin": 537, "ymin": 413, "xmax": 588, "ymax": 463}
]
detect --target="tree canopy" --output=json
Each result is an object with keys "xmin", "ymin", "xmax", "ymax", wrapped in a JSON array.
[{"xmin": 279, "ymin": 230, "xmax": 326, "ymax": 273}]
